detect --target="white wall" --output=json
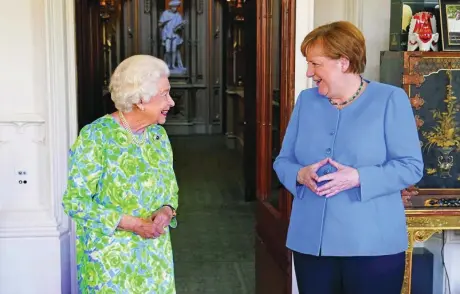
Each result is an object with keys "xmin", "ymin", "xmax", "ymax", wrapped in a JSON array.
[
  {"xmin": 445, "ymin": 232, "xmax": 460, "ymax": 293},
  {"xmin": 0, "ymin": 1, "xmax": 76, "ymax": 293},
  {"xmin": 360, "ymin": 0, "xmax": 390, "ymax": 81},
  {"xmin": 418, "ymin": 232, "xmax": 460, "ymax": 294},
  {"xmin": 304, "ymin": 0, "xmax": 391, "ymax": 82},
  {"xmin": 0, "ymin": 1, "xmax": 46, "ymax": 115},
  {"xmin": 294, "ymin": 1, "xmax": 460, "ymax": 294},
  {"xmin": 313, "ymin": 0, "xmax": 345, "ymax": 28}
]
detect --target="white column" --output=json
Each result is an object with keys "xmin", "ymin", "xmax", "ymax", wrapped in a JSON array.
[
  {"xmin": 295, "ymin": 0, "xmax": 315, "ymax": 98},
  {"xmin": 0, "ymin": 1, "xmax": 78, "ymax": 293},
  {"xmin": 293, "ymin": 1, "xmax": 315, "ymax": 293},
  {"xmin": 345, "ymin": 0, "xmax": 363, "ymax": 30}
]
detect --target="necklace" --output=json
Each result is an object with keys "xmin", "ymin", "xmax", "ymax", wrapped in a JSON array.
[
  {"xmin": 328, "ymin": 76, "xmax": 364, "ymax": 107},
  {"xmin": 118, "ymin": 111, "xmax": 148, "ymax": 146}
]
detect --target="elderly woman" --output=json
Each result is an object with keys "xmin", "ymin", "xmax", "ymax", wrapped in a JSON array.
[
  {"xmin": 62, "ymin": 55, "xmax": 178, "ymax": 293},
  {"xmin": 274, "ymin": 21, "xmax": 423, "ymax": 294}
]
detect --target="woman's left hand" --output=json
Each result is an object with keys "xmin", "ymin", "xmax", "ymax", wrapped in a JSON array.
[
  {"xmin": 315, "ymin": 159, "xmax": 360, "ymax": 197},
  {"xmin": 150, "ymin": 206, "xmax": 174, "ymax": 235}
]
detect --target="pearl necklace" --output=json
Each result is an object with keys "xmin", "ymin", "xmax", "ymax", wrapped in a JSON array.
[
  {"xmin": 118, "ymin": 111, "xmax": 148, "ymax": 146},
  {"xmin": 328, "ymin": 76, "xmax": 364, "ymax": 107}
]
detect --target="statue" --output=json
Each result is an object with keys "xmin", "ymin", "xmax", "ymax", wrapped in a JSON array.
[
  {"xmin": 159, "ymin": 0, "xmax": 187, "ymax": 74},
  {"xmin": 407, "ymin": 11, "xmax": 439, "ymax": 52}
]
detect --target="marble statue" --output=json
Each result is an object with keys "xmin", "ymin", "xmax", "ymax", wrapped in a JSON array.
[{"xmin": 159, "ymin": 0, "xmax": 187, "ymax": 74}]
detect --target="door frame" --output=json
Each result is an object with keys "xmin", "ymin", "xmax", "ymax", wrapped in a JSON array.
[
  {"xmin": 256, "ymin": 1, "xmax": 297, "ymax": 207},
  {"xmin": 43, "ymin": 1, "xmax": 79, "ymax": 293},
  {"xmin": 255, "ymin": 0, "xmax": 297, "ymax": 293}
]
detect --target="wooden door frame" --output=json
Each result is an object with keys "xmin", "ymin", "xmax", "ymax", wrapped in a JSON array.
[
  {"xmin": 256, "ymin": 0, "xmax": 296, "ymax": 204},
  {"xmin": 255, "ymin": 0, "xmax": 296, "ymax": 293},
  {"xmin": 256, "ymin": 0, "xmax": 271, "ymax": 201},
  {"xmin": 279, "ymin": 0, "xmax": 297, "ymax": 219},
  {"xmin": 75, "ymin": 0, "xmax": 106, "ymax": 130}
]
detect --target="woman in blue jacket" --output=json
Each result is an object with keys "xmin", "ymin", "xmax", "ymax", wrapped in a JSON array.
[{"xmin": 274, "ymin": 21, "xmax": 423, "ymax": 294}]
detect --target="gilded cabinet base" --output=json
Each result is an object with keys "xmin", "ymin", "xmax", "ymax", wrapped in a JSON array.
[
  {"xmin": 402, "ymin": 229, "xmax": 440, "ymax": 294},
  {"xmin": 402, "ymin": 214, "xmax": 460, "ymax": 294}
]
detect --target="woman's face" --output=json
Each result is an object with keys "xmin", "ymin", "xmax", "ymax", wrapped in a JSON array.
[
  {"xmin": 141, "ymin": 76, "xmax": 175, "ymax": 125},
  {"xmin": 305, "ymin": 44, "xmax": 346, "ymax": 98}
]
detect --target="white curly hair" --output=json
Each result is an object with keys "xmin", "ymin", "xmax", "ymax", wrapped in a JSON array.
[{"xmin": 109, "ymin": 55, "xmax": 170, "ymax": 112}]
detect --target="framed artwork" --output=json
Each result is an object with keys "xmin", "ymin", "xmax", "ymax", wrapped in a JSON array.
[
  {"xmin": 415, "ymin": 68, "xmax": 460, "ymax": 194},
  {"xmin": 379, "ymin": 51, "xmax": 460, "ymax": 196},
  {"xmin": 439, "ymin": 0, "xmax": 460, "ymax": 51}
]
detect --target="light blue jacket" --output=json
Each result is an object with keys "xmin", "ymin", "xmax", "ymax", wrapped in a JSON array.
[{"xmin": 274, "ymin": 81, "xmax": 423, "ymax": 256}]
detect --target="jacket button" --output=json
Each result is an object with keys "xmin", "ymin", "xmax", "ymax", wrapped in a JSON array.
[{"xmin": 326, "ymin": 148, "xmax": 331, "ymax": 154}]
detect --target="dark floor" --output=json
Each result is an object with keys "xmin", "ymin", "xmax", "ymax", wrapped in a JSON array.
[{"xmin": 169, "ymin": 135, "xmax": 256, "ymax": 294}]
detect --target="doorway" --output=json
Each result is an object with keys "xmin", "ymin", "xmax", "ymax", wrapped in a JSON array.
[
  {"xmin": 254, "ymin": 0, "xmax": 297, "ymax": 293},
  {"xmin": 75, "ymin": 0, "xmax": 257, "ymax": 197},
  {"xmin": 74, "ymin": 0, "xmax": 259, "ymax": 292}
]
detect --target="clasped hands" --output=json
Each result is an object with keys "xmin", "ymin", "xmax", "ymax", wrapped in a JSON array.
[
  {"xmin": 297, "ymin": 158, "xmax": 359, "ymax": 197},
  {"xmin": 121, "ymin": 206, "xmax": 174, "ymax": 239},
  {"xmin": 297, "ymin": 158, "xmax": 419, "ymax": 198}
]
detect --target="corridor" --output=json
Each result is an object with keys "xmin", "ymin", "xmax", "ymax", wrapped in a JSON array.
[{"xmin": 169, "ymin": 135, "xmax": 256, "ymax": 293}]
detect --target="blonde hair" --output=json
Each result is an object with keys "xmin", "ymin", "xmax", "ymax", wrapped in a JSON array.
[
  {"xmin": 300, "ymin": 21, "xmax": 366, "ymax": 74},
  {"xmin": 109, "ymin": 55, "xmax": 170, "ymax": 112}
]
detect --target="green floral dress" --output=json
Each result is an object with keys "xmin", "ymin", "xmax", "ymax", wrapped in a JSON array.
[{"xmin": 62, "ymin": 115, "xmax": 179, "ymax": 294}]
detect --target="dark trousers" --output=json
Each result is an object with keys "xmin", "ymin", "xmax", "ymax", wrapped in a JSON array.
[{"xmin": 293, "ymin": 251, "xmax": 405, "ymax": 294}]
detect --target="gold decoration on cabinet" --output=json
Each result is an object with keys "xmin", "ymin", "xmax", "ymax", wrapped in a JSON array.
[{"xmin": 421, "ymin": 70, "xmax": 459, "ymax": 178}]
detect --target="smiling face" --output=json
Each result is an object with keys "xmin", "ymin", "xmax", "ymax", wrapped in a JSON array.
[
  {"xmin": 140, "ymin": 76, "xmax": 175, "ymax": 125},
  {"xmin": 305, "ymin": 44, "xmax": 348, "ymax": 98}
]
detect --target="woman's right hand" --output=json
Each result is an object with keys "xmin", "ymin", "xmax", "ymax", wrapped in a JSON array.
[
  {"xmin": 132, "ymin": 218, "xmax": 165, "ymax": 239},
  {"xmin": 118, "ymin": 215, "xmax": 164, "ymax": 239},
  {"xmin": 297, "ymin": 158, "xmax": 329, "ymax": 192}
]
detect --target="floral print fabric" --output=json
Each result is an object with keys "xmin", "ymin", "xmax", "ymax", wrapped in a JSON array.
[{"xmin": 62, "ymin": 115, "xmax": 179, "ymax": 294}]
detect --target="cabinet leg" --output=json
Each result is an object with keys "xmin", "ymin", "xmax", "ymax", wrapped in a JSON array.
[{"xmin": 401, "ymin": 230, "xmax": 414, "ymax": 294}]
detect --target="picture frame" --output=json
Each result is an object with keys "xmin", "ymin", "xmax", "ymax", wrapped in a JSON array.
[
  {"xmin": 380, "ymin": 51, "xmax": 460, "ymax": 196},
  {"xmin": 439, "ymin": 0, "xmax": 460, "ymax": 51},
  {"xmin": 414, "ymin": 68, "xmax": 460, "ymax": 195}
]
